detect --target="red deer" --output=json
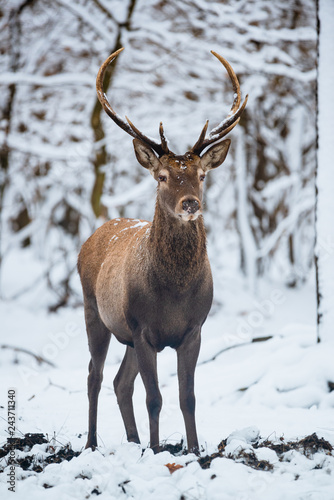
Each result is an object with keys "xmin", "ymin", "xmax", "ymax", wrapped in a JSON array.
[{"xmin": 78, "ymin": 48, "xmax": 247, "ymax": 454}]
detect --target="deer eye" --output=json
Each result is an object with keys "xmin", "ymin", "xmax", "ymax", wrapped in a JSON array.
[
  {"xmin": 199, "ymin": 174, "xmax": 206, "ymax": 181},
  {"xmin": 158, "ymin": 175, "xmax": 167, "ymax": 182}
]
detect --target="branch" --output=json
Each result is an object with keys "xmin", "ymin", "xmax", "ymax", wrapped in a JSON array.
[
  {"xmin": 220, "ymin": 47, "xmax": 316, "ymax": 82},
  {"xmin": 101, "ymin": 176, "xmax": 154, "ymax": 208},
  {"xmin": 198, "ymin": 336, "xmax": 273, "ymax": 367},
  {"xmin": 257, "ymin": 195, "xmax": 315, "ymax": 258},
  {"xmin": 91, "ymin": 0, "xmax": 119, "ymax": 25},
  {"xmin": 54, "ymin": 0, "xmax": 117, "ymax": 46},
  {"xmin": 0, "ymin": 72, "xmax": 94, "ymax": 87},
  {"xmin": 1, "ymin": 344, "xmax": 56, "ymax": 367},
  {"xmin": 1, "ymin": 132, "xmax": 89, "ymax": 159},
  {"xmin": 233, "ymin": 18, "xmax": 316, "ymax": 43}
]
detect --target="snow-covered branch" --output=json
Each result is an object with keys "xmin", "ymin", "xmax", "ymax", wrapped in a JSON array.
[
  {"xmin": 0, "ymin": 72, "xmax": 94, "ymax": 87},
  {"xmin": 257, "ymin": 196, "xmax": 315, "ymax": 259},
  {"xmin": 101, "ymin": 176, "xmax": 155, "ymax": 208},
  {"xmin": 233, "ymin": 19, "xmax": 316, "ymax": 43},
  {"xmin": 54, "ymin": 0, "xmax": 117, "ymax": 46},
  {"xmin": 1, "ymin": 133, "xmax": 89, "ymax": 160},
  {"xmin": 220, "ymin": 48, "xmax": 316, "ymax": 82}
]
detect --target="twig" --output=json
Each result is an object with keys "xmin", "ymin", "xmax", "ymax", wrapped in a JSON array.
[
  {"xmin": 198, "ymin": 335, "xmax": 273, "ymax": 367},
  {"xmin": 1, "ymin": 344, "xmax": 56, "ymax": 367}
]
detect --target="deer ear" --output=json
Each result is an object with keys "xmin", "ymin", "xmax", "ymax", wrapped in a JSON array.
[
  {"xmin": 133, "ymin": 139, "xmax": 161, "ymax": 175},
  {"xmin": 201, "ymin": 139, "xmax": 231, "ymax": 171}
]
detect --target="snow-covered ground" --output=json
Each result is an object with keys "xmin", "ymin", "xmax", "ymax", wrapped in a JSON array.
[{"xmin": 1, "ymin": 263, "xmax": 334, "ymax": 499}]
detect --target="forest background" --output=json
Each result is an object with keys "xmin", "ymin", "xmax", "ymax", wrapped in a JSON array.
[{"xmin": 0, "ymin": 0, "xmax": 318, "ymax": 312}]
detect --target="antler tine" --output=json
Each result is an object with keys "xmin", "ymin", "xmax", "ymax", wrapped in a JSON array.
[
  {"xmin": 124, "ymin": 116, "xmax": 163, "ymax": 157},
  {"xmin": 190, "ymin": 52, "xmax": 248, "ymax": 156},
  {"xmin": 96, "ymin": 48, "xmax": 165, "ymax": 157},
  {"xmin": 209, "ymin": 96, "xmax": 248, "ymax": 138},
  {"xmin": 191, "ymin": 120, "xmax": 209, "ymax": 154},
  {"xmin": 159, "ymin": 122, "xmax": 169, "ymax": 154},
  {"xmin": 196, "ymin": 95, "xmax": 248, "ymax": 154}
]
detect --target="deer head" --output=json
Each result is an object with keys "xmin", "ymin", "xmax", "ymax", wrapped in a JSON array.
[{"xmin": 96, "ymin": 48, "xmax": 248, "ymax": 222}]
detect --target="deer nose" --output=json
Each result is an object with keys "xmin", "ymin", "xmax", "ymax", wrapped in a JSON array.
[{"xmin": 182, "ymin": 198, "xmax": 200, "ymax": 214}]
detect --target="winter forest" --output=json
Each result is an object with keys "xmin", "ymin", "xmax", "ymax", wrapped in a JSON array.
[{"xmin": 1, "ymin": 0, "xmax": 334, "ymax": 499}]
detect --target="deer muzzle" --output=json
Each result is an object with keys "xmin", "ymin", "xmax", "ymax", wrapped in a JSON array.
[
  {"xmin": 178, "ymin": 197, "xmax": 202, "ymax": 221},
  {"xmin": 182, "ymin": 199, "xmax": 200, "ymax": 214}
]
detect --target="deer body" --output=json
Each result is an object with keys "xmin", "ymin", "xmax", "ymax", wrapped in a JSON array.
[
  {"xmin": 78, "ymin": 48, "xmax": 247, "ymax": 454},
  {"xmin": 80, "ymin": 214, "xmax": 212, "ymax": 350}
]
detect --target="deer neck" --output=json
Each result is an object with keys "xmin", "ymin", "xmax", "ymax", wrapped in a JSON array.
[{"xmin": 148, "ymin": 201, "xmax": 207, "ymax": 289}]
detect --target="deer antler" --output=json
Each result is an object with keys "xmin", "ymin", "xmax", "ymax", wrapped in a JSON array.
[
  {"xmin": 190, "ymin": 51, "xmax": 248, "ymax": 155},
  {"xmin": 97, "ymin": 48, "xmax": 247, "ymax": 158},
  {"xmin": 96, "ymin": 47, "xmax": 169, "ymax": 157}
]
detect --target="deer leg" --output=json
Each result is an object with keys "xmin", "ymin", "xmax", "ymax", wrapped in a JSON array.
[
  {"xmin": 133, "ymin": 336, "xmax": 161, "ymax": 453},
  {"xmin": 84, "ymin": 300, "xmax": 111, "ymax": 450},
  {"xmin": 113, "ymin": 346, "xmax": 140, "ymax": 444},
  {"xmin": 176, "ymin": 330, "xmax": 201, "ymax": 455}
]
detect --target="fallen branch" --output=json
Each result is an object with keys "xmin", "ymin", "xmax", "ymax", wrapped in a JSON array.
[
  {"xmin": 198, "ymin": 335, "xmax": 273, "ymax": 367},
  {"xmin": 1, "ymin": 345, "xmax": 56, "ymax": 367}
]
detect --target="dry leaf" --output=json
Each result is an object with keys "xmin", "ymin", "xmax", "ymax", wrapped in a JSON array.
[{"xmin": 165, "ymin": 463, "xmax": 184, "ymax": 474}]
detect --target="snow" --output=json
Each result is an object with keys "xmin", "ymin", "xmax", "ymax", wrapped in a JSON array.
[
  {"xmin": 225, "ymin": 426, "xmax": 260, "ymax": 455},
  {"xmin": 54, "ymin": 0, "xmax": 117, "ymax": 46},
  {"xmin": 1, "ymin": 269, "xmax": 334, "ymax": 499},
  {"xmin": 0, "ymin": 72, "xmax": 94, "ymax": 86},
  {"xmin": 102, "ymin": 177, "xmax": 155, "ymax": 209},
  {"xmin": 130, "ymin": 221, "xmax": 149, "ymax": 229},
  {"xmin": 207, "ymin": 47, "xmax": 316, "ymax": 82},
  {"xmin": 257, "ymin": 195, "xmax": 315, "ymax": 259}
]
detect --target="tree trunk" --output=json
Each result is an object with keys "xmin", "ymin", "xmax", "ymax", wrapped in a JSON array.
[
  {"xmin": 235, "ymin": 129, "xmax": 257, "ymax": 291},
  {"xmin": 90, "ymin": 0, "xmax": 137, "ymax": 218},
  {"xmin": 315, "ymin": 0, "xmax": 334, "ymax": 342}
]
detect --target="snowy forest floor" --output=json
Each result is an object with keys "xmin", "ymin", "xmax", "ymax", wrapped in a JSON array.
[{"xmin": 1, "ymin": 268, "xmax": 334, "ymax": 500}]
